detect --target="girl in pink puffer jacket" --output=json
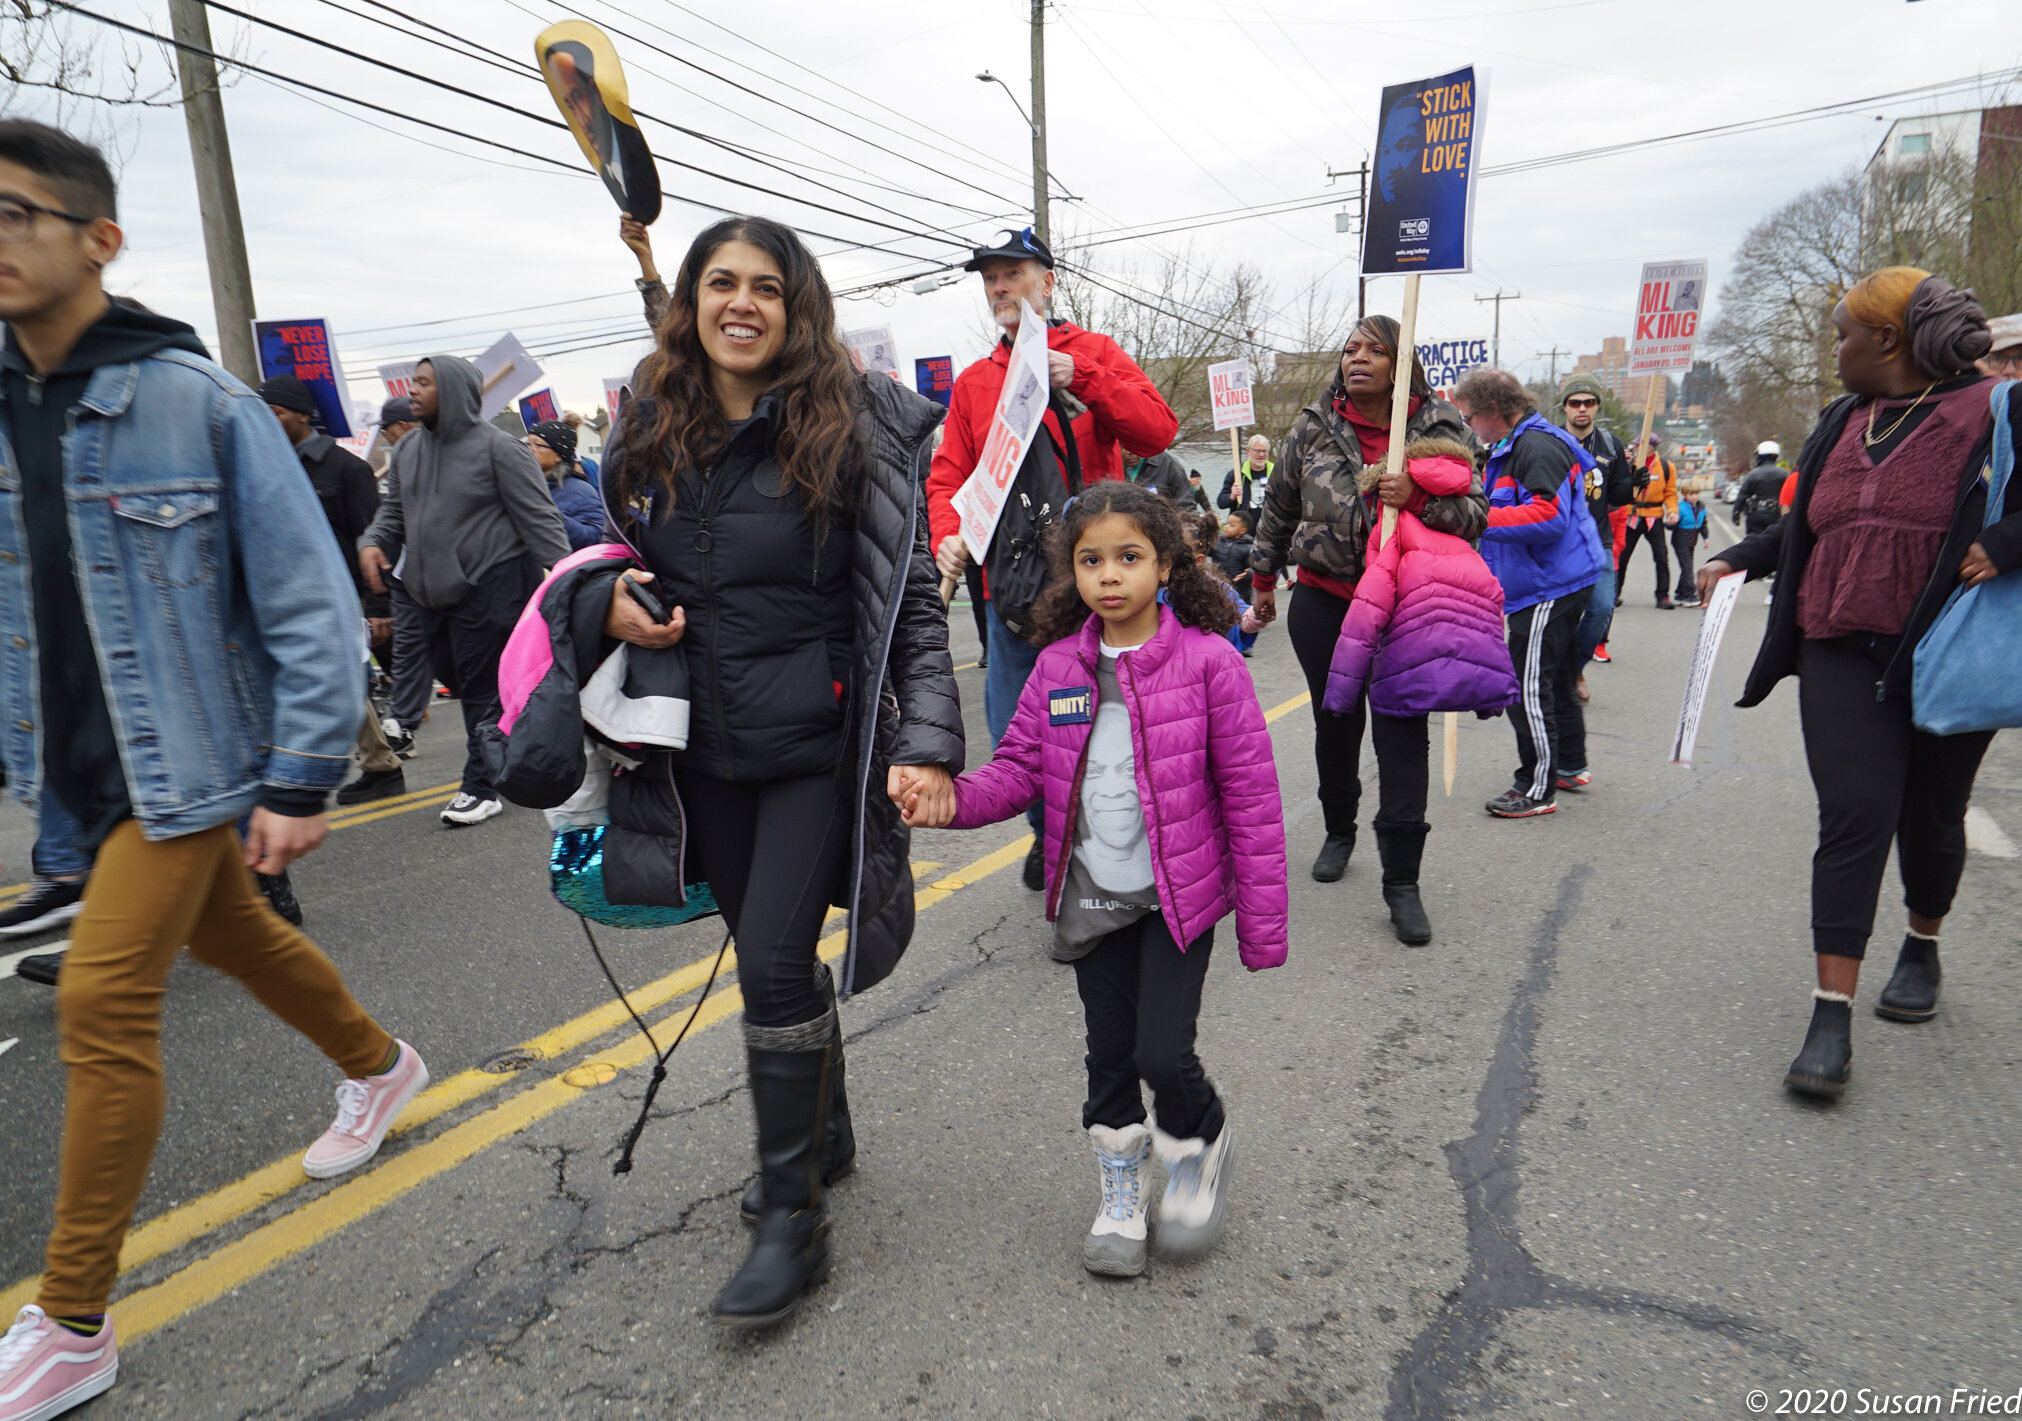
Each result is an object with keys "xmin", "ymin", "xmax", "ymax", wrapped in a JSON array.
[{"xmin": 898, "ymin": 483, "xmax": 1288, "ymax": 1280}]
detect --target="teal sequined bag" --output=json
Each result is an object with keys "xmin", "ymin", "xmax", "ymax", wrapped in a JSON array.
[{"xmin": 549, "ymin": 824, "xmax": 718, "ymax": 928}]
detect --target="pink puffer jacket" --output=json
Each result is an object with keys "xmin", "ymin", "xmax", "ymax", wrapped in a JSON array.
[
  {"xmin": 950, "ymin": 605, "xmax": 1289, "ymax": 968},
  {"xmin": 1323, "ymin": 454, "xmax": 1519, "ymax": 718}
]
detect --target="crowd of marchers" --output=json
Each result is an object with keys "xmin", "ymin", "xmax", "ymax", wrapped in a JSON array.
[{"xmin": 1, "ymin": 114, "xmax": 2019, "ymax": 1421}]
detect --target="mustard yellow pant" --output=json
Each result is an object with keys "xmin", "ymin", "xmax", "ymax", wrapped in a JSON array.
[{"xmin": 38, "ymin": 820, "xmax": 392, "ymax": 1316}]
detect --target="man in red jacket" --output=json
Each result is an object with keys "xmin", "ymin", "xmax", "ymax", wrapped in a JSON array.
[{"xmin": 928, "ymin": 227, "xmax": 1177, "ymax": 894}]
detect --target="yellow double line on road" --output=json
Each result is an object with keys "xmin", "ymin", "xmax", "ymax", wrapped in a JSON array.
[{"xmin": 2, "ymin": 687, "xmax": 1310, "ymax": 1339}]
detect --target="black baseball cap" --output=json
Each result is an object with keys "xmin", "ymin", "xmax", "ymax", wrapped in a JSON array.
[
  {"xmin": 378, "ymin": 396, "xmax": 413, "ymax": 425},
  {"xmin": 964, "ymin": 225, "xmax": 1054, "ymax": 271}
]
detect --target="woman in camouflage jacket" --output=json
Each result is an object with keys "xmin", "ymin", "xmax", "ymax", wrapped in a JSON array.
[{"xmin": 1248, "ymin": 315, "xmax": 1485, "ymax": 915}]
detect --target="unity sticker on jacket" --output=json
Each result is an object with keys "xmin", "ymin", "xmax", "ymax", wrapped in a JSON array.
[{"xmin": 535, "ymin": 20, "xmax": 661, "ymax": 225}]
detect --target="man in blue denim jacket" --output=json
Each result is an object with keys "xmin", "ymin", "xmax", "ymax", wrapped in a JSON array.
[{"xmin": 0, "ymin": 121, "xmax": 428, "ymax": 1419}]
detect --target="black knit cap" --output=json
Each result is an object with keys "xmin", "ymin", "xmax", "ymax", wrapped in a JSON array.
[
  {"xmin": 258, "ymin": 374, "xmax": 316, "ymax": 415},
  {"xmin": 530, "ymin": 419, "xmax": 577, "ymax": 462}
]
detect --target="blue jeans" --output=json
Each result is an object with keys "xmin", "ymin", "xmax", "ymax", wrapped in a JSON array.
[
  {"xmin": 983, "ymin": 600, "xmax": 1044, "ymax": 835},
  {"xmin": 1573, "ymin": 575, "xmax": 1614, "ymax": 670},
  {"xmin": 33, "ymin": 785, "xmax": 94, "ymax": 879}
]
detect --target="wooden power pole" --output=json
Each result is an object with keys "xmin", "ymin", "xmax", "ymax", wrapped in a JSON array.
[
  {"xmin": 166, "ymin": 0, "xmax": 258, "ymax": 385},
  {"xmin": 1029, "ymin": 0, "xmax": 1050, "ymax": 246}
]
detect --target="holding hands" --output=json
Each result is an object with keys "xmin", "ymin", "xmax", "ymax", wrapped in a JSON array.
[{"xmin": 888, "ymin": 764, "xmax": 955, "ymax": 828}]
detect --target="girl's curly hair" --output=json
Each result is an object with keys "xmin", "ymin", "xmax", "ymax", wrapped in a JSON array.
[{"xmin": 1026, "ymin": 483, "xmax": 1240, "ymax": 644}]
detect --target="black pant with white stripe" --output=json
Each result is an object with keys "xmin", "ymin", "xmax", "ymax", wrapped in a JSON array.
[{"xmin": 1506, "ymin": 592, "xmax": 1586, "ymax": 800}]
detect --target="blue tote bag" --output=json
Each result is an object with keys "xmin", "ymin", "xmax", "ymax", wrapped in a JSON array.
[{"xmin": 1912, "ymin": 380, "xmax": 2021, "ymax": 735}]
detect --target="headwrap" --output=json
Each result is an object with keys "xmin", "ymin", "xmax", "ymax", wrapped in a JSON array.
[
  {"xmin": 258, "ymin": 374, "xmax": 316, "ymax": 415},
  {"xmin": 531, "ymin": 419, "xmax": 578, "ymax": 463},
  {"xmin": 1904, "ymin": 275, "xmax": 1992, "ymax": 378}
]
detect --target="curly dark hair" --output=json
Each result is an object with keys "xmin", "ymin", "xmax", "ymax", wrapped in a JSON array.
[
  {"xmin": 1025, "ymin": 483, "xmax": 1240, "ymax": 644},
  {"xmin": 616, "ymin": 215, "xmax": 861, "ymax": 526}
]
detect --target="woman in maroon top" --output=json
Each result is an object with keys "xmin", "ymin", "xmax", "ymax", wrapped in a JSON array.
[{"xmin": 1702, "ymin": 267, "xmax": 2022, "ymax": 1101}]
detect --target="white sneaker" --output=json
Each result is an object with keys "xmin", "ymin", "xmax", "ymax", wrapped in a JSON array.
[
  {"xmin": 1084, "ymin": 1123, "xmax": 1152, "ymax": 1277},
  {"xmin": 440, "ymin": 793, "xmax": 502, "ymax": 826},
  {"xmin": 1154, "ymin": 1123, "xmax": 1233, "ymax": 1258}
]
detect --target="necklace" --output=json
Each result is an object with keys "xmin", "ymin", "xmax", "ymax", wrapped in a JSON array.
[{"xmin": 1864, "ymin": 381, "xmax": 1938, "ymax": 449}]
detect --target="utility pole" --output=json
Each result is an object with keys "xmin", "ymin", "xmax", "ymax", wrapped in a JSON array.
[
  {"xmin": 1537, "ymin": 345, "xmax": 1570, "ymax": 384},
  {"xmin": 1474, "ymin": 289, "xmax": 1520, "ymax": 370},
  {"xmin": 1327, "ymin": 160, "xmax": 1370, "ymax": 320},
  {"xmin": 167, "ymin": 0, "xmax": 258, "ymax": 384},
  {"xmin": 1029, "ymin": 0, "xmax": 1050, "ymax": 246}
]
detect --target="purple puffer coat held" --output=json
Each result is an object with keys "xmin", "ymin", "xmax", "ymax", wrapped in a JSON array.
[
  {"xmin": 949, "ymin": 605, "xmax": 1290, "ymax": 968},
  {"xmin": 1322, "ymin": 453, "xmax": 1519, "ymax": 719}
]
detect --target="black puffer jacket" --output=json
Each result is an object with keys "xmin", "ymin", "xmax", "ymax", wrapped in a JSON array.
[{"xmin": 603, "ymin": 374, "xmax": 965, "ymax": 996}]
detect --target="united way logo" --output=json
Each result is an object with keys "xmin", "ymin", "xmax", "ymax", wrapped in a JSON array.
[{"xmin": 1399, "ymin": 218, "xmax": 1431, "ymax": 240}]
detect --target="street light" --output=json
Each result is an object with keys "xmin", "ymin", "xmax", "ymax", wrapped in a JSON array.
[{"xmin": 976, "ymin": 71, "xmax": 1037, "ymax": 137}]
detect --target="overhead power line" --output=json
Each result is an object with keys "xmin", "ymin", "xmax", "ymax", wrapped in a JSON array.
[{"xmin": 48, "ymin": 0, "xmax": 963, "ymax": 264}]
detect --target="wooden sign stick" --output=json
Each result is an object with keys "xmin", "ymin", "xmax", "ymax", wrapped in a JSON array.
[{"xmin": 1374, "ymin": 277, "xmax": 1459, "ymax": 794}]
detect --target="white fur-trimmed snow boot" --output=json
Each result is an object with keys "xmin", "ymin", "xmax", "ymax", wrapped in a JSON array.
[
  {"xmin": 1153, "ymin": 1123, "xmax": 1233, "ymax": 1259},
  {"xmin": 1084, "ymin": 1123, "xmax": 1153, "ymax": 1277}
]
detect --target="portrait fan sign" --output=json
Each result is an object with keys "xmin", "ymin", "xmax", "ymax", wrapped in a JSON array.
[
  {"xmin": 535, "ymin": 20, "xmax": 661, "ymax": 224},
  {"xmin": 1362, "ymin": 65, "xmax": 1483, "ymax": 277}
]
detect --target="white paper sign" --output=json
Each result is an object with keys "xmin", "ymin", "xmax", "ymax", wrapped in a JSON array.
[
  {"xmin": 1208, "ymin": 358, "xmax": 1254, "ymax": 432},
  {"xmin": 842, "ymin": 325, "xmax": 902, "ymax": 381},
  {"xmin": 1670, "ymin": 570, "xmax": 1746, "ymax": 766},
  {"xmin": 1630, "ymin": 259, "xmax": 1708, "ymax": 377},
  {"xmin": 473, "ymin": 333, "xmax": 545, "ymax": 422},
  {"xmin": 378, "ymin": 361, "xmax": 417, "ymax": 400},
  {"xmin": 602, "ymin": 377, "xmax": 630, "ymax": 420},
  {"xmin": 950, "ymin": 298, "xmax": 1050, "ymax": 560}
]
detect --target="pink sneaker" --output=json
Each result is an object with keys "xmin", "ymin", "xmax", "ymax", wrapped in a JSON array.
[
  {"xmin": 303, "ymin": 1040, "xmax": 429, "ymax": 1179},
  {"xmin": 0, "ymin": 1306, "xmax": 117, "ymax": 1421}
]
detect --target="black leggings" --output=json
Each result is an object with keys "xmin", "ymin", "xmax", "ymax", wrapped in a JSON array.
[
  {"xmin": 1072, "ymin": 915, "xmax": 1222, "ymax": 1143},
  {"xmin": 1285, "ymin": 583, "xmax": 1430, "ymax": 837},
  {"xmin": 670, "ymin": 769, "xmax": 851, "ymax": 1027},
  {"xmin": 1797, "ymin": 635, "xmax": 1995, "ymax": 959}
]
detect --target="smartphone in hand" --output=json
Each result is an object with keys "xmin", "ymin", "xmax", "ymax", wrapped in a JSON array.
[{"xmin": 624, "ymin": 575, "xmax": 670, "ymax": 624}]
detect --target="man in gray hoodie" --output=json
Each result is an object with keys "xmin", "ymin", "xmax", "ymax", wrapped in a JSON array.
[{"xmin": 360, "ymin": 354, "xmax": 568, "ymax": 825}]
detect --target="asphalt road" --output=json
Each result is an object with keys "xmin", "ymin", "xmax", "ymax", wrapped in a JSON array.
[{"xmin": 2, "ymin": 554, "xmax": 2019, "ymax": 1421}]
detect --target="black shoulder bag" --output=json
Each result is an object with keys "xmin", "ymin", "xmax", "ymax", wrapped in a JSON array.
[{"xmin": 984, "ymin": 392, "xmax": 1084, "ymax": 637}]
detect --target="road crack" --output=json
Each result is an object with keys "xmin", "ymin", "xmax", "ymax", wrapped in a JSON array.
[{"xmin": 1384, "ymin": 865, "xmax": 1802, "ymax": 1420}]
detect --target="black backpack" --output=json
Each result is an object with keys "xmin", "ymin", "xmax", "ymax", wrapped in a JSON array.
[{"xmin": 985, "ymin": 392, "xmax": 1083, "ymax": 636}]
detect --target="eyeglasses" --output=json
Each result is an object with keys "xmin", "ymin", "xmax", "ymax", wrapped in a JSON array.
[
  {"xmin": 0, "ymin": 195, "xmax": 94, "ymax": 244},
  {"xmin": 1564, "ymin": 398, "xmax": 1600, "ymax": 410}
]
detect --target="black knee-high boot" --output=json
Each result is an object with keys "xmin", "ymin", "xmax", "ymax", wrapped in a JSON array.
[
  {"xmin": 711, "ymin": 1013, "xmax": 835, "ymax": 1329},
  {"xmin": 742, "ymin": 964, "xmax": 855, "ymax": 1224},
  {"xmin": 1375, "ymin": 826, "xmax": 1432, "ymax": 945}
]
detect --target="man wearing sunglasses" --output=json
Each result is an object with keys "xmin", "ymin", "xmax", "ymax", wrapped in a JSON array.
[{"xmin": 1559, "ymin": 374, "xmax": 1634, "ymax": 705}]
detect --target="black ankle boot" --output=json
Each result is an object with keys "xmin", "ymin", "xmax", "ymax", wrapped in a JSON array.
[
  {"xmin": 1311, "ymin": 828, "xmax": 1356, "ymax": 883},
  {"xmin": 1875, "ymin": 935, "xmax": 1940, "ymax": 1023},
  {"xmin": 743, "ymin": 970, "xmax": 854, "ymax": 1224},
  {"xmin": 1375, "ymin": 827, "xmax": 1432, "ymax": 945},
  {"xmin": 712, "ymin": 1024, "xmax": 835, "ymax": 1330},
  {"xmin": 1784, "ymin": 994, "xmax": 1853, "ymax": 1100}
]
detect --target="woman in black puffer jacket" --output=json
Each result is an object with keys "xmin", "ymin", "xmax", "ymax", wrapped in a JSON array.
[{"xmin": 600, "ymin": 215, "xmax": 963, "ymax": 1329}]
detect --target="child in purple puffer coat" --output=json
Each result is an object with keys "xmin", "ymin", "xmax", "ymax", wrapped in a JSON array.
[{"xmin": 895, "ymin": 483, "xmax": 1289, "ymax": 1280}]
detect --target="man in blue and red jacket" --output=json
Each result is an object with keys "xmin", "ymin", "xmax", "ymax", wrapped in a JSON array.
[
  {"xmin": 927, "ymin": 228, "xmax": 1177, "ymax": 891},
  {"xmin": 1452, "ymin": 369, "xmax": 1609, "ymax": 819}
]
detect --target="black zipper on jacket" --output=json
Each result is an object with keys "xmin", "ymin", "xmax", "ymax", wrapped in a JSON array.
[{"xmin": 695, "ymin": 454, "xmax": 734, "ymax": 764}]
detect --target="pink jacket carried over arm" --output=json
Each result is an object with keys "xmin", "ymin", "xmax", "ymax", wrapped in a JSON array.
[{"xmin": 950, "ymin": 606, "xmax": 1289, "ymax": 969}]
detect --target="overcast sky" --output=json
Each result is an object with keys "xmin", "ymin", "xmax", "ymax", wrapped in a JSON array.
[{"xmin": 17, "ymin": 0, "xmax": 2020, "ymax": 424}]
